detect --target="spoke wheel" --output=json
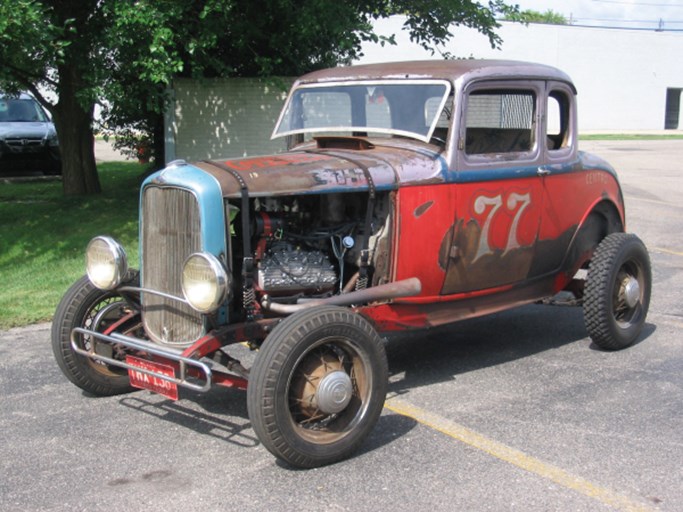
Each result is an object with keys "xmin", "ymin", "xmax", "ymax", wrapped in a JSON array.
[
  {"xmin": 52, "ymin": 273, "xmax": 141, "ymax": 395},
  {"xmin": 247, "ymin": 306, "xmax": 387, "ymax": 468},
  {"xmin": 583, "ymin": 233, "xmax": 651, "ymax": 350}
]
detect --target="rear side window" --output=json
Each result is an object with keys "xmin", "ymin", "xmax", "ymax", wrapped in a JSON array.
[
  {"xmin": 465, "ymin": 90, "xmax": 535, "ymax": 155},
  {"xmin": 546, "ymin": 90, "xmax": 571, "ymax": 150}
]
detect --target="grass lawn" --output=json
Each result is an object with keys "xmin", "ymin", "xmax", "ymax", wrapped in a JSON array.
[
  {"xmin": 579, "ymin": 133, "xmax": 683, "ymax": 140},
  {"xmin": 0, "ymin": 163, "xmax": 145, "ymax": 329}
]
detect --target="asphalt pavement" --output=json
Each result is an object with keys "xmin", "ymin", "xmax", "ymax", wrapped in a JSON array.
[{"xmin": 1, "ymin": 140, "xmax": 681, "ymax": 511}]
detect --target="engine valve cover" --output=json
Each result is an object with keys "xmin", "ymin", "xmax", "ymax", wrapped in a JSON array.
[{"xmin": 258, "ymin": 249, "xmax": 337, "ymax": 294}]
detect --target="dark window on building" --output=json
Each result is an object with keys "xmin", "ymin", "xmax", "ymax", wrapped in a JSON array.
[{"xmin": 665, "ymin": 88, "xmax": 681, "ymax": 130}]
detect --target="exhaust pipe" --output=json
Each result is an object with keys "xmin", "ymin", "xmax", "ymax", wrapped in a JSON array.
[{"xmin": 261, "ymin": 277, "xmax": 422, "ymax": 315}]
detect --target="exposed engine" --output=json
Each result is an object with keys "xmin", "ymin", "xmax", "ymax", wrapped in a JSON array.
[
  {"xmin": 258, "ymin": 247, "xmax": 337, "ymax": 295},
  {"xmin": 234, "ymin": 192, "xmax": 392, "ymax": 301}
]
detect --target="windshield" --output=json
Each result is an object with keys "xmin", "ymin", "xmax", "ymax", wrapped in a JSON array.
[
  {"xmin": 0, "ymin": 99, "xmax": 48, "ymax": 123},
  {"xmin": 273, "ymin": 80, "xmax": 451, "ymax": 143}
]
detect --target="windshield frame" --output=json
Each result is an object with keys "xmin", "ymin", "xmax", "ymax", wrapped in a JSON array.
[{"xmin": 272, "ymin": 79, "xmax": 452, "ymax": 144}]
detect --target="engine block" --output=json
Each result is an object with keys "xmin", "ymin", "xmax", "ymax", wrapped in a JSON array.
[{"xmin": 257, "ymin": 248, "xmax": 337, "ymax": 295}]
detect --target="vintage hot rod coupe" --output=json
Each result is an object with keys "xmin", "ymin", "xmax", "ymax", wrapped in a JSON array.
[{"xmin": 53, "ymin": 60, "xmax": 651, "ymax": 468}]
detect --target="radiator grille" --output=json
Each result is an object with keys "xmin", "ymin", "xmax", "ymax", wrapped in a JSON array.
[{"xmin": 141, "ymin": 186, "xmax": 203, "ymax": 345}]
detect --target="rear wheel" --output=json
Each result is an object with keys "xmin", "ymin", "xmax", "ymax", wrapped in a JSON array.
[
  {"xmin": 247, "ymin": 306, "xmax": 388, "ymax": 468},
  {"xmin": 52, "ymin": 274, "xmax": 140, "ymax": 395},
  {"xmin": 583, "ymin": 233, "xmax": 651, "ymax": 350}
]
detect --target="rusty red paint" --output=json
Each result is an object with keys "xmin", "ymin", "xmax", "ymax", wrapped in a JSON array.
[
  {"xmin": 393, "ymin": 184, "xmax": 452, "ymax": 296},
  {"xmin": 213, "ymin": 372, "xmax": 249, "ymax": 390},
  {"xmin": 181, "ymin": 333, "xmax": 223, "ymax": 359},
  {"xmin": 102, "ymin": 312, "xmax": 138, "ymax": 336},
  {"xmin": 414, "ymin": 200, "xmax": 434, "ymax": 218},
  {"xmin": 221, "ymin": 153, "xmax": 330, "ymax": 172}
]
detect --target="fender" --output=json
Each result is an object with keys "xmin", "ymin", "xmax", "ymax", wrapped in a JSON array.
[{"xmin": 558, "ymin": 199, "xmax": 624, "ymax": 291}]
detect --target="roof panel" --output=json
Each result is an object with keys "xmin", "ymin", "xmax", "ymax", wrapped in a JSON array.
[{"xmin": 297, "ymin": 60, "xmax": 575, "ymax": 90}]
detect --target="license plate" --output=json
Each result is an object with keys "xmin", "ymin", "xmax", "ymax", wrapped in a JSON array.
[{"xmin": 126, "ymin": 356, "xmax": 179, "ymax": 400}]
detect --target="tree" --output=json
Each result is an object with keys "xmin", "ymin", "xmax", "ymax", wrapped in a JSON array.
[
  {"xmin": 1, "ymin": 0, "xmax": 519, "ymax": 196},
  {"xmin": 506, "ymin": 9, "xmax": 568, "ymax": 25},
  {"xmin": 0, "ymin": 1, "xmax": 104, "ymax": 194}
]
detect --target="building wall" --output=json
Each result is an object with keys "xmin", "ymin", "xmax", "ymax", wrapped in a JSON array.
[
  {"xmin": 166, "ymin": 19, "xmax": 683, "ymax": 163},
  {"xmin": 359, "ymin": 19, "xmax": 683, "ymax": 132},
  {"xmin": 165, "ymin": 77, "xmax": 292, "ymax": 163}
]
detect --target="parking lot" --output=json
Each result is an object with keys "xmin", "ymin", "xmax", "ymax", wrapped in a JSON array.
[{"xmin": 1, "ymin": 139, "xmax": 681, "ymax": 511}]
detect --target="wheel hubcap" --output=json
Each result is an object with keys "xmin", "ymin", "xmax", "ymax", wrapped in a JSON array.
[
  {"xmin": 621, "ymin": 275, "xmax": 640, "ymax": 309},
  {"xmin": 316, "ymin": 370, "xmax": 353, "ymax": 414}
]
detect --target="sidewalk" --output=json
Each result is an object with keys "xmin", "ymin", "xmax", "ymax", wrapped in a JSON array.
[{"xmin": 94, "ymin": 138, "xmax": 128, "ymax": 162}]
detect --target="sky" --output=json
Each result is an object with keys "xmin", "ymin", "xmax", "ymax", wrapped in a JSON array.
[{"xmin": 513, "ymin": 0, "xmax": 683, "ymax": 31}]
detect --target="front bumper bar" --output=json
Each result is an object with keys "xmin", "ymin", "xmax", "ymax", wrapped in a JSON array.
[{"xmin": 70, "ymin": 327, "xmax": 213, "ymax": 393}]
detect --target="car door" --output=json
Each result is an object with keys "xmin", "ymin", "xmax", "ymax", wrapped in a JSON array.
[
  {"xmin": 531, "ymin": 82, "xmax": 584, "ymax": 277},
  {"xmin": 441, "ymin": 81, "xmax": 547, "ymax": 295}
]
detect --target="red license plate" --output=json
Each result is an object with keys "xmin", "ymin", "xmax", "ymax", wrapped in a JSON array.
[{"xmin": 126, "ymin": 356, "xmax": 179, "ymax": 400}]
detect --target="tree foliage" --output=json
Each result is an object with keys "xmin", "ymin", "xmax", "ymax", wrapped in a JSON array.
[
  {"xmin": 506, "ymin": 9, "xmax": 568, "ymax": 25},
  {"xmin": 0, "ymin": 0, "xmax": 518, "ymax": 195}
]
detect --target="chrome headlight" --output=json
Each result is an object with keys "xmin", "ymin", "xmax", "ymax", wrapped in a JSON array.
[
  {"xmin": 181, "ymin": 253, "xmax": 230, "ymax": 313},
  {"xmin": 85, "ymin": 236, "xmax": 128, "ymax": 290}
]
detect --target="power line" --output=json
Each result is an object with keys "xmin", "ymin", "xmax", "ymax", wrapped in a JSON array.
[
  {"xmin": 592, "ymin": 0, "xmax": 683, "ymax": 7},
  {"xmin": 578, "ymin": 17, "xmax": 683, "ymax": 23},
  {"xmin": 570, "ymin": 22, "xmax": 683, "ymax": 30}
]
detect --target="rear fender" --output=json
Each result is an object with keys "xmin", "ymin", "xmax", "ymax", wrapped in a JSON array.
[{"xmin": 562, "ymin": 200, "xmax": 624, "ymax": 278}]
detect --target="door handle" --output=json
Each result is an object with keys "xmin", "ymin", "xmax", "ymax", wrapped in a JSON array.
[{"xmin": 537, "ymin": 168, "xmax": 551, "ymax": 177}]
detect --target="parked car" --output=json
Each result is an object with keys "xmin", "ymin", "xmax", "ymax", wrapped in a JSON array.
[
  {"xmin": 0, "ymin": 92, "xmax": 61, "ymax": 175},
  {"xmin": 52, "ymin": 60, "xmax": 651, "ymax": 468}
]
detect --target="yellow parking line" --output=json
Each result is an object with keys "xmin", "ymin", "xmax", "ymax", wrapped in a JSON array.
[
  {"xmin": 385, "ymin": 398, "xmax": 654, "ymax": 512},
  {"xmin": 654, "ymin": 247, "xmax": 683, "ymax": 257}
]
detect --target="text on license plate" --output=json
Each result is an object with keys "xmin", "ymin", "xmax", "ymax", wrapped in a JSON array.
[{"xmin": 126, "ymin": 355, "xmax": 179, "ymax": 400}]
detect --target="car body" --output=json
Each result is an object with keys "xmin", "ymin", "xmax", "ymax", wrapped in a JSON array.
[
  {"xmin": 53, "ymin": 60, "xmax": 651, "ymax": 468},
  {"xmin": 0, "ymin": 92, "xmax": 61, "ymax": 175}
]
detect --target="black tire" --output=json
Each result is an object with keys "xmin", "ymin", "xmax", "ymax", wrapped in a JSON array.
[
  {"xmin": 583, "ymin": 233, "xmax": 651, "ymax": 350},
  {"xmin": 247, "ymin": 305, "xmax": 388, "ymax": 468},
  {"xmin": 52, "ymin": 274, "xmax": 139, "ymax": 396}
]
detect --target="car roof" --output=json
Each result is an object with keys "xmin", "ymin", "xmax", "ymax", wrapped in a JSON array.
[
  {"xmin": 295, "ymin": 59, "xmax": 576, "ymax": 92},
  {"xmin": 0, "ymin": 92, "xmax": 36, "ymax": 101}
]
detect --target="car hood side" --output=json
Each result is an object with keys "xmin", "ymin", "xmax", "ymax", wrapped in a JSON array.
[
  {"xmin": 190, "ymin": 142, "xmax": 448, "ymax": 198},
  {"xmin": 0, "ymin": 122, "xmax": 54, "ymax": 139}
]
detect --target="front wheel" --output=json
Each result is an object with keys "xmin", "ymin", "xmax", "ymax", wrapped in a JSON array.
[
  {"xmin": 52, "ymin": 273, "xmax": 140, "ymax": 395},
  {"xmin": 247, "ymin": 306, "xmax": 388, "ymax": 468},
  {"xmin": 583, "ymin": 233, "xmax": 651, "ymax": 350}
]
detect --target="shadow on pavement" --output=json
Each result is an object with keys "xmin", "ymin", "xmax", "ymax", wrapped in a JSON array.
[{"xmin": 385, "ymin": 303, "xmax": 589, "ymax": 395}]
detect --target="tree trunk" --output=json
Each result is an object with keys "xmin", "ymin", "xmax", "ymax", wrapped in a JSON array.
[
  {"xmin": 51, "ymin": 61, "xmax": 101, "ymax": 196},
  {"xmin": 52, "ymin": 104, "xmax": 100, "ymax": 196},
  {"xmin": 152, "ymin": 111, "xmax": 165, "ymax": 170}
]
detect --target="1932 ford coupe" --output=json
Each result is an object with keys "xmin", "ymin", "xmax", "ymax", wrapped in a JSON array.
[{"xmin": 52, "ymin": 60, "xmax": 651, "ymax": 468}]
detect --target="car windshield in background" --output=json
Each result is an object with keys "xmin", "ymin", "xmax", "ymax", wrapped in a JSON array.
[
  {"xmin": 0, "ymin": 99, "xmax": 48, "ymax": 123},
  {"xmin": 273, "ymin": 80, "xmax": 451, "ymax": 143}
]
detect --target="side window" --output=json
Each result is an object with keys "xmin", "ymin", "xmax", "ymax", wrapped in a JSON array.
[
  {"xmin": 546, "ymin": 91, "xmax": 570, "ymax": 150},
  {"xmin": 465, "ymin": 90, "xmax": 535, "ymax": 155}
]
